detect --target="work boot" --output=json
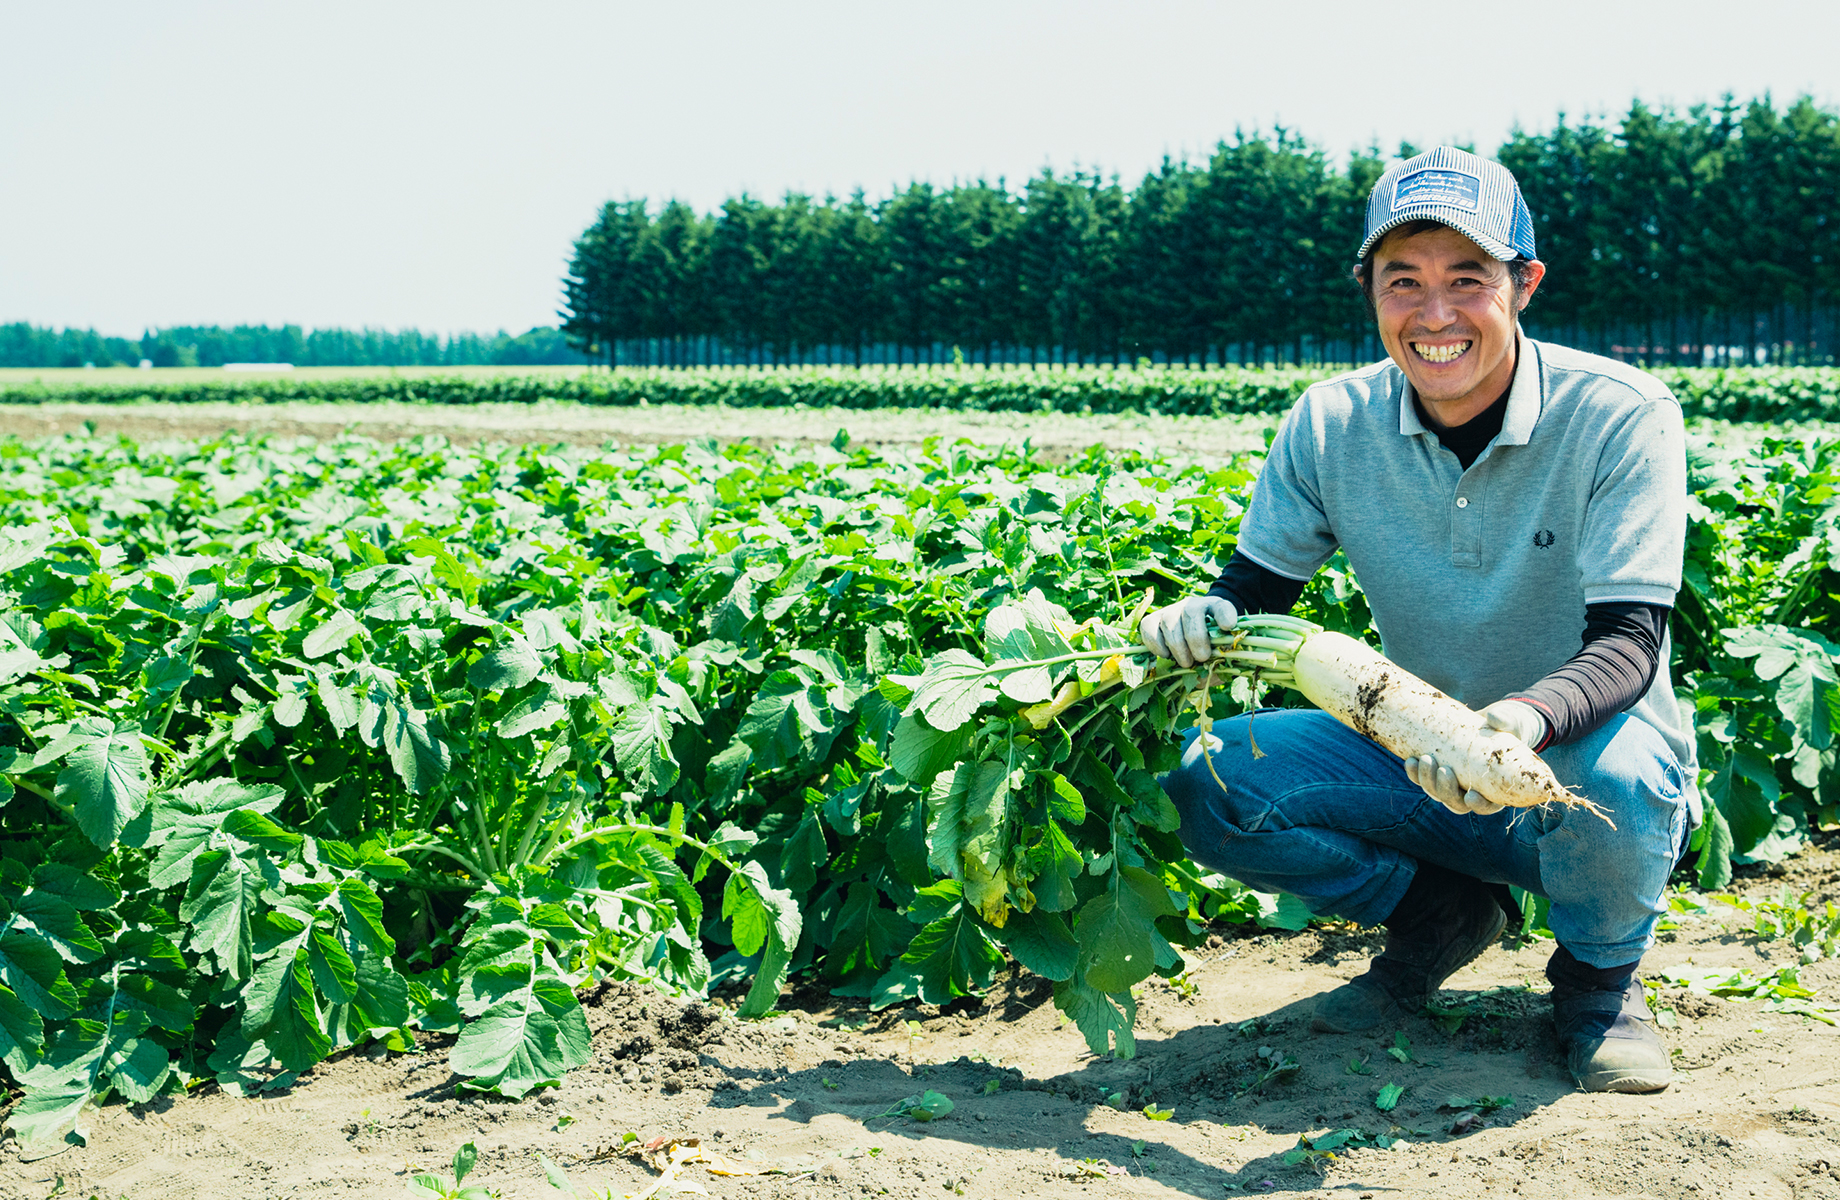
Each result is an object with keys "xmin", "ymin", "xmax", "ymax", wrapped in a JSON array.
[
  {"xmin": 1311, "ymin": 863, "xmax": 1507, "ymax": 1034},
  {"xmin": 1548, "ymin": 945, "xmax": 1672, "ymax": 1093}
]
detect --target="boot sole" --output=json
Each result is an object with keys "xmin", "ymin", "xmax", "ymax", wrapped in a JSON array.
[
  {"xmin": 1574, "ymin": 1068, "xmax": 1672, "ymax": 1094},
  {"xmin": 1567, "ymin": 1034, "xmax": 1673, "ymax": 1093}
]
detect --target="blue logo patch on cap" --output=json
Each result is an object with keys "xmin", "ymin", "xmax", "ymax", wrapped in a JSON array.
[{"xmin": 1391, "ymin": 168, "xmax": 1481, "ymax": 214}]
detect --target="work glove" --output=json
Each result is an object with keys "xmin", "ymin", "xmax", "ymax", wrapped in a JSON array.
[
  {"xmin": 1138, "ymin": 595, "xmax": 1239, "ymax": 669},
  {"xmin": 1404, "ymin": 699, "xmax": 1550, "ymax": 817}
]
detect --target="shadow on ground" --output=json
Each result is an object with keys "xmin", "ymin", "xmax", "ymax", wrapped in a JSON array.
[{"xmin": 702, "ymin": 985, "xmax": 1578, "ymax": 1196}]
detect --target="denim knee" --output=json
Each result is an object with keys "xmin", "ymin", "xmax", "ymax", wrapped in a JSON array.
[
  {"xmin": 1163, "ymin": 722, "xmax": 1249, "ymax": 864},
  {"xmin": 1535, "ymin": 715, "xmax": 1689, "ymax": 965}
]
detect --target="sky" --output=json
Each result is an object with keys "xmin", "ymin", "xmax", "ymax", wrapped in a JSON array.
[{"xmin": 4, "ymin": 0, "xmax": 1837, "ymax": 338}]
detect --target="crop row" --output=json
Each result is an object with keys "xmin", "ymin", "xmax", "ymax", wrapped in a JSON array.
[
  {"xmin": 0, "ymin": 426, "xmax": 1831, "ymax": 1156},
  {"xmin": 5, "ymin": 364, "xmax": 1840, "ymax": 422}
]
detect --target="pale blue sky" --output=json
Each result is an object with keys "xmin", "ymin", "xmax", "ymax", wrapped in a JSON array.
[{"xmin": 4, "ymin": 0, "xmax": 1836, "ymax": 336}]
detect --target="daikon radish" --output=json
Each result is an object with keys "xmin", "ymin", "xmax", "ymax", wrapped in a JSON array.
[
  {"xmin": 993, "ymin": 602, "xmax": 1606, "ymax": 823},
  {"xmin": 1288, "ymin": 629, "xmax": 1607, "ymax": 822}
]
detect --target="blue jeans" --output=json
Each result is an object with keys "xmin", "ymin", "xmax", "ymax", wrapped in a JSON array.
[{"xmin": 1161, "ymin": 709, "xmax": 1690, "ymax": 968}]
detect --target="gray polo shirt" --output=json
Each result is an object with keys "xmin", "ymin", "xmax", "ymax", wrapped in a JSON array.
[{"xmin": 1236, "ymin": 332, "xmax": 1697, "ymax": 816}]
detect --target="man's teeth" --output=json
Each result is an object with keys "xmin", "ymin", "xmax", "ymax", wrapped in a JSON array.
[{"xmin": 1415, "ymin": 341, "xmax": 1471, "ymax": 363}]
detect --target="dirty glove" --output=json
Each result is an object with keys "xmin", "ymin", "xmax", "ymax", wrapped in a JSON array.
[
  {"xmin": 1138, "ymin": 595, "xmax": 1238, "ymax": 669},
  {"xmin": 1404, "ymin": 700, "xmax": 1550, "ymax": 817},
  {"xmin": 1479, "ymin": 698, "xmax": 1549, "ymax": 750}
]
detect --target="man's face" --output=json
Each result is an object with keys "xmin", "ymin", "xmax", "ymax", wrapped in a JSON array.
[{"xmin": 1368, "ymin": 224, "xmax": 1544, "ymax": 427}]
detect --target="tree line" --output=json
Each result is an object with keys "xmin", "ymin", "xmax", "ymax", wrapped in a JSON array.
[
  {"xmin": 562, "ymin": 93, "xmax": 1840, "ymax": 368},
  {"xmin": 0, "ymin": 324, "xmax": 588, "ymax": 370}
]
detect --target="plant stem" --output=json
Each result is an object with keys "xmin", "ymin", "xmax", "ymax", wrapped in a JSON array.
[
  {"xmin": 492, "ymin": 767, "xmax": 527, "ymax": 859},
  {"xmin": 579, "ymin": 884, "xmax": 676, "ymax": 916},
  {"xmin": 1090, "ymin": 467, "xmax": 1126, "ymax": 614},
  {"xmin": 50, "ymin": 696, "xmax": 111, "ymax": 718},
  {"xmin": 1235, "ymin": 613, "xmax": 1321, "ymax": 633},
  {"xmin": 1137, "ymin": 563, "xmax": 1194, "ymax": 589},
  {"xmin": 283, "ymin": 759, "xmax": 326, "ymax": 827},
  {"xmin": 1770, "ymin": 569, "xmax": 1819, "ymax": 627},
  {"xmin": 994, "ymin": 647, "xmax": 1155, "ymax": 671},
  {"xmin": 526, "ymin": 792, "xmax": 582, "ymax": 870},
  {"xmin": 1226, "ymin": 635, "xmax": 1308, "ymax": 652},
  {"xmin": 4, "ymin": 775, "xmax": 77, "ymax": 820},
  {"xmin": 510, "ymin": 775, "xmax": 565, "ymax": 869},
  {"xmin": 1059, "ymin": 702, "xmax": 1116, "ymax": 742},
  {"xmin": 177, "ymin": 731, "xmax": 232, "ymax": 783},
  {"xmin": 1674, "ymin": 584, "xmax": 1721, "ymax": 659},
  {"xmin": 155, "ymin": 617, "xmax": 208, "ymax": 742},
  {"xmin": 1207, "ymin": 650, "xmax": 1283, "ymax": 667},
  {"xmin": 5, "ymin": 775, "xmax": 54, "ymax": 802},
  {"xmin": 388, "ymin": 841, "xmax": 491, "ymax": 881},
  {"xmin": 470, "ymin": 801, "xmax": 501, "ymax": 874}
]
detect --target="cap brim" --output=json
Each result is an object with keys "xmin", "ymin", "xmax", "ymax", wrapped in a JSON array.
[{"xmin": 1359, "ymin": 210, "xmax": 1519, "ymax": 261}]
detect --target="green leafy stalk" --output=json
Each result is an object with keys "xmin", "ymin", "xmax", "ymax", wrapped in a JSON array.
[
  {"xmin": 0, "ymin": 414, "xmax": 1825, "ymax": 1150},
  {"xmin": 881, "ymin": 590, "xmax": 1322, "ymax": 1053}
]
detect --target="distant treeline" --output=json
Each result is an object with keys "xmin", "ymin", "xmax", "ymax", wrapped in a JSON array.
[
  {"xmin": 0, "ymin": 324, "xmax": 589, "ymax": 369},
  {"xmin": 563, "ymin": 94, "xmax": 1840, "ymax": 368}
]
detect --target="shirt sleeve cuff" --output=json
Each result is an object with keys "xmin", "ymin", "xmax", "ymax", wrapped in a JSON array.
[
  {"xmin": 1508, "ymin": 695, "xmax": 1558, "ymax": 752},
  {"xmin": 1582, "ymin": 583, "xmax": 1678, "ymax": 607},
  {"xmin": 1231, "ymin": 543, "xmax": 1321, "ymax": 583}
]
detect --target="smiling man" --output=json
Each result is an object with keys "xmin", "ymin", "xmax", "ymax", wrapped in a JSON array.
[{"xmin": 1140, "ymin": 147, "xmax": 1694, "ymax": 1094}]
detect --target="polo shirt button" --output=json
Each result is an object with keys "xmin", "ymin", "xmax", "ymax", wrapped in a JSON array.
[{"xmin": 1456, "ymin": 497, "xmax": 1470, "ymax": 508}]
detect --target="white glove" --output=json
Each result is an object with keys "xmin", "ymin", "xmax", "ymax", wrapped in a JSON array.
[
  {"xmin": 1139, "ymin": 595, "xmax": 1239, "ymax": 669},
  {"xmin": 1404, "ymin": 700, "xmax": 1549, "ymax": 817}
]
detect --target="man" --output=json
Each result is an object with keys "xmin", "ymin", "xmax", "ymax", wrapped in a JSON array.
[{"xmin": 1142, "ymin": 146, "xmax": 1694, "ymax": 1094}]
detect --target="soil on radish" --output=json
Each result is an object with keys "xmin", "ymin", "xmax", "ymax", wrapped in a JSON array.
[{"xmin": 1348, "ymin": 670, "xmax": 1398, "ymax": 742}]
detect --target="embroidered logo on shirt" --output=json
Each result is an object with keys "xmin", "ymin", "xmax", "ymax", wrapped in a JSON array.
[{"xmin": 1533, "ymin": 529, "xmax": 1556, "ymax": 548}]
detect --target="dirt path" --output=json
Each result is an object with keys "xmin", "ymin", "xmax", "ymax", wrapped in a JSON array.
[
  {"xmin": 0, "ymin": 402, "xmax": 1281, "ymax": 462},
  {"xmin": 0, "ymin": 402, "xmax": 1820, "ymax": 465},
  {"xmin": 5, "ymin": 842, "xmax": 1836, "ymax": 1200}
]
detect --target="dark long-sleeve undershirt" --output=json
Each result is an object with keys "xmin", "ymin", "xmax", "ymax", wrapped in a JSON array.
[
  {"xmin": 1505, "ymin": 602, "xmax": 1668, "ymax": 748},
  {"xmin": 1204, "ymin": 384, "xmax": 1667, "ymax": 749},
  {"xmin": 1419, "ymin": 388, "xmax": 1510, "ymax": 471},
  {"xmin": 1207, "ymin": 552, "xmax": 1308, "ymax": 617}
]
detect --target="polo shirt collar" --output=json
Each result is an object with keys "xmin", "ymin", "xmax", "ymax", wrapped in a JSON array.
[{"xmin": 1396, "ymin": 327, "xmax": 1542, "ymax": 444}]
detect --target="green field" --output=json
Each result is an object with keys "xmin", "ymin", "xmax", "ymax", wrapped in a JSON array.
[{"xmin": 0, "ymin": 418, "xmax": 1830, "ymax": 1155}]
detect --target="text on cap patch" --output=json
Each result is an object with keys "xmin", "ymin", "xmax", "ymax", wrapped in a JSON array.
[{"xmin": 1392, "ymin": 168, "xmax": 1481, "ymax": 214}]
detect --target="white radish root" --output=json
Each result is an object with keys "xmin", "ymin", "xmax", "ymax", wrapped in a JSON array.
[{"xmin": 1292, "ymin": 631, "xmax": 1612, "ymax": 825}]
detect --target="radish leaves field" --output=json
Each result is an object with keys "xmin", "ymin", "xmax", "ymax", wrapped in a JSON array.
[{"xmin": 0, "ymin": 428, "xmax": 1831, "ymax": 1156}]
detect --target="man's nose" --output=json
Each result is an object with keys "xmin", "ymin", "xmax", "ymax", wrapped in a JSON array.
[{"xmin": 1417, "ymin": 286, "xmax": 1458, "ymax": 328}]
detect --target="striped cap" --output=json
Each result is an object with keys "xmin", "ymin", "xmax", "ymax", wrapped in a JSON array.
[{"xmin": 1359, "ymin": 146, "xmax": 1537, "ymax": 262}]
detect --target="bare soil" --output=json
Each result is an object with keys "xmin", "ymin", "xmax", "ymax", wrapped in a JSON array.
[
  {"xmin": 0, "ymin": 401, "xmax": 1818, "ymax": 464},
  {"xmin": 0, "ymin": 401, "xmax": 1279, "ymax": 463},
  {"xmin": 3, "ymin": 841, "xmax": 1836, "ymax": 1200}
]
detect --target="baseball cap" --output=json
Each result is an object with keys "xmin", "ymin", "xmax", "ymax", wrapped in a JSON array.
[{"xmin": 1358, "ymin": 146, "xmax": 1537, "ymax": 263}]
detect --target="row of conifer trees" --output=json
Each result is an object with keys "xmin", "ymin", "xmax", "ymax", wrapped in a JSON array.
[{"xmin": 562, "ymin": 94, "xmax": 1840, "ymax": 367}]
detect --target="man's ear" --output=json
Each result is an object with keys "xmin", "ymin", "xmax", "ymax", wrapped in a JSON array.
[{"xmin": 1515, "ymin": 259, "xmax": 1548, "ymax": 311}]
